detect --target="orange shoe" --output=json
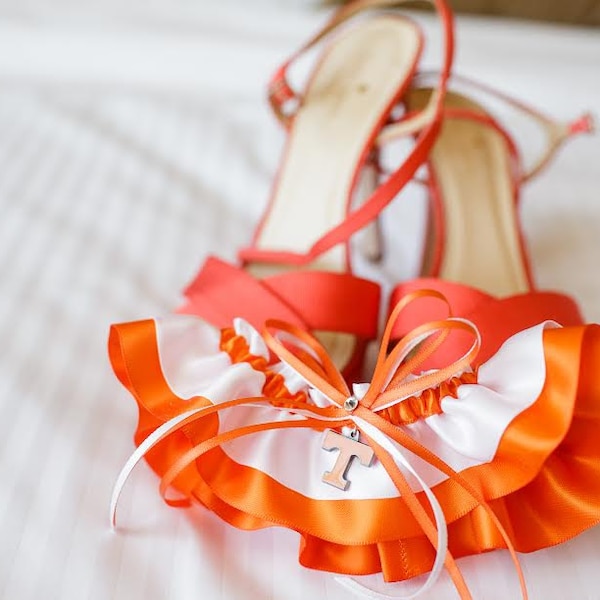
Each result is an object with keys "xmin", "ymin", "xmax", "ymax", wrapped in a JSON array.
[
  {"xmin": 382, "ymin": 74, "xmax": 594, "ymax": 364},
  {"xmin": 176, "ymin": 0, "xmax": 454, "ymax": 382}
]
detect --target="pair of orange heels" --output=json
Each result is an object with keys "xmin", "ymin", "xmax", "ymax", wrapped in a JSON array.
[{"xmin": 108, "ymin": 1, "xmax": 597, "ymax": 598}]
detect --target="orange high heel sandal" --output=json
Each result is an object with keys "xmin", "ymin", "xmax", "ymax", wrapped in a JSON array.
[
  {"xmin": 380, "ymin": 75, "xmax": 594, "ymax": 363},
  {"xmin": 177, "ymin": 0, "xmax": 454, "ymax": 382}
]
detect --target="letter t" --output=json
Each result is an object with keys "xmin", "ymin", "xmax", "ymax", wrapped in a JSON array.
[{"xmin": 321, "ymin": 429, "xmax": 375, "ymax": 491}]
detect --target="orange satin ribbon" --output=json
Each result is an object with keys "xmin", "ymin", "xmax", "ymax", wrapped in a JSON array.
[{"xmin": 112, "ymin": 290, "xmax": 529, "ymax": 600}]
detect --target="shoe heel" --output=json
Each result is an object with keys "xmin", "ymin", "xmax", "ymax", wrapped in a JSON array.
[{"xmin": 358, "ymin": 151, "xmax": 385, "ymax": 263}]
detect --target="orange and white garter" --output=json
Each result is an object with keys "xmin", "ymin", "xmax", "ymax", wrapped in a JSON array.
[{"xmin": 108, "ymin": 292, "xmax": 600, "ymax": 600}]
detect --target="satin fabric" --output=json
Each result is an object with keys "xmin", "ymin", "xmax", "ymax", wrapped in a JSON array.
[
  {"xmin": 388, "ymin": 278, "xmax": 584, "ymax": 366},
  {"xmin": 109, "ymin": 315, "xmax": 600, "ymax": 582}
]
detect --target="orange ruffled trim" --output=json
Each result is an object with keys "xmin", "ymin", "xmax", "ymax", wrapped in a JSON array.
[
  {"xmin": 377, "ymin": 371, "xmax": 478, "ymax": 425},
  {"xmin": 220, "ymin": 327, "xmax": 308, "ymax": 404},
  {"xmin": 220, "ymin": 326, "xmax": 478, "ymax": 423}
]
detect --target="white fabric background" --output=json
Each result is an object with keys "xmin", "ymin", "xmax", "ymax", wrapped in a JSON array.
[{"xmin": 0, "ymin": 2, "xmax": 599, "ymax": 599}]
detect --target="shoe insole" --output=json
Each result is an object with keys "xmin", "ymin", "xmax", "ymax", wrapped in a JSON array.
[
  {"xmin": 407, "ymin": 89, "xmax": 530, "ymax": 297},
  {"xmin": 248, "ymin": 17, "xmax": 422, "ymax": 370}
]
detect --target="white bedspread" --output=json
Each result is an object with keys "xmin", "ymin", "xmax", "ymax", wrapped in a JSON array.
[{"xmin": 1, "ymin": 2, "xmax": 599, "ymax": 599}]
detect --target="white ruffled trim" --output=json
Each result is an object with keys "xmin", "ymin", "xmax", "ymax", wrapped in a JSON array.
[
  {"xmin": 155, "ymin": 315, "xmax": 266, "ymax": 405},
  {"xmin": 233, "ymin": 317, "xmax": 269, "ymax": 359}
]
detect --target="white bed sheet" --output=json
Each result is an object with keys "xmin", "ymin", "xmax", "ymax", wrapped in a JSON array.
[{"xmin": 1, "ymin": 2, "xmax": 599, "ymax": 599}]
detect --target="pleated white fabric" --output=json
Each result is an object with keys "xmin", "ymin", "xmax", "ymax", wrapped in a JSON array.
[{"xmin": 0, "ymin": 2, "xmax": 599, "ymax": 600}]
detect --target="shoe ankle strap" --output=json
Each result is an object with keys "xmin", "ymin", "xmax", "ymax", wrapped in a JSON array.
[
  {"xmin": 378, "ymin": 72, "xmax": 595, "ymax": 183},
  {"xmin": 521, "ymin": 111, "xmax": 593, "ymax": 183},
  {"xmin": 268, "ymin": 0, "xmax": 454, "ymax": 130},
  {"xmin": 178, "ymin": 257, "xmax": 381, "ymax": 341}
]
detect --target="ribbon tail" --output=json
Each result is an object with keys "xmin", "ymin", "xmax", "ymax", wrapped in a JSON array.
[
  {"xmin": 110, "ymin": 396, "xmax": 284, "ymax": 528},
  {"xmin": 359, "ymin": 409, "xmax": 528, "ymax": 600},
  {"xmin": 158, "ymin": 417, "xmax": 331, "ymax": 502},
  {"xmin": 354, "ymin": 417, "xmax": 472, "ymax": 600},
  {"xmin": 111, "ymin": 396, "xmax": 351, "ymax": 528},
  {"xmin": 110, "ymin": 406, "xmax": 204, "ymax": 528}
]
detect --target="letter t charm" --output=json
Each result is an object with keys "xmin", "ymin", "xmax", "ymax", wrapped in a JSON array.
[{"xmin": 321, "ymin": 429, "xmax": 374, "ymax": 490}]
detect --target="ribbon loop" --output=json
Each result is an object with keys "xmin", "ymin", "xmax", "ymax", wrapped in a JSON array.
[{"xmin": 263, "ymin": 318, "xmax": 351, "ymax": 405}]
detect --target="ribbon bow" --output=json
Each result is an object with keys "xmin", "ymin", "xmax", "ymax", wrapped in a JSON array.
[{"xmin": 110, "ymin": 290, "xmax": 528, "ymax": 600}]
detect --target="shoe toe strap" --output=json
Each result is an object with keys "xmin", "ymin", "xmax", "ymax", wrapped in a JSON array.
[
  {"xmin": 178, "ymin": 257, "xmax": 381, "ymax": 341},
  {"xmin": 389, "ymin": 278, "xmax": 583, "ymax": 366}
]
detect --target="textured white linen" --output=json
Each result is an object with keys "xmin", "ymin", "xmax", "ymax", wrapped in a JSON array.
[{"xmin": 1, "ymin": 1, "xmax": 599, "ymax": 599}]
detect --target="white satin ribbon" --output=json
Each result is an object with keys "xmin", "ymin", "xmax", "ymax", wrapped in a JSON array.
[
  {"xmin": 343, "ymin": 415, "xmax": 447, "ymax": 600},
  {"xmin": 110, "ymin": 406, "xmax": 205, "ymax": 528}
]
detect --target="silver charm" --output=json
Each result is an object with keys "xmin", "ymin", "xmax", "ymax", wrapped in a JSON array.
[{"xmin": 321, "ymin": 429, "xmax": 374, "ymax": 491}]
